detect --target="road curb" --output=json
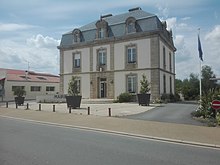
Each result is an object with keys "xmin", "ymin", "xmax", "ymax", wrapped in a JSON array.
[{"xmin": 1, "ymin": 115, "xmax": 220, "ymax": 150}]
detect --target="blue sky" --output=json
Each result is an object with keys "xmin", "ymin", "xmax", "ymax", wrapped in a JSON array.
[{"xmin": 0, "ymin": 0, "xmax": 219, "ymax": 80}]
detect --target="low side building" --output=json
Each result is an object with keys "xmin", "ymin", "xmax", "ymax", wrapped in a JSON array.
[{"xmin": 0, "ymin": 68, "xmax": 60, "ymax": 101}]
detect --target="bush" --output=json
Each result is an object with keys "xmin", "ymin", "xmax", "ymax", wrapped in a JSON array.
[
  {"xmin": 191, "ymin": 110, "xmax": 204, "ymax": 118},
  {"xmin": 216, "ymin": 113, "xmax": 220, "ymax": 126},
  {"xmin": 117, "ymin": 93, "xmax": 133, "ymax": 103}
]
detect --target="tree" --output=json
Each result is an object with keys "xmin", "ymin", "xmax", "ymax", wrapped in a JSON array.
[
  {"xmin": 181, "ymin": 73, "xmax": 199, "ymax": 100},
  {"xmin": 175, "ymin": 65, "xmax": 218, "ymax": 101},
  {"xmin": 140, "ymin": 74, "xmax": 150, "ymax": 94},
  {"xmin": 68, "ymin": 76, "xmax": 79, "ymax": 96},
  {"xmin": 201, "ymin": 65, "xmax": 217, "ymax": 95},
  {"xmin": 175, "ymin": 79, "xmax": 182, "ymax": 94}
]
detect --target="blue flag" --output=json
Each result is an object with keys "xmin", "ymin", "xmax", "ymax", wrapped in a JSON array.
[{"xmin": 198, "ymin": 35, "xmax": 203, "ymax": 61}]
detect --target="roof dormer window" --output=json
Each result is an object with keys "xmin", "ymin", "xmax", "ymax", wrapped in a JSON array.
[
  {"xmin": 96, "ymin": 20, "xmax": 108, "ymax": 39},
  {"xmin": 72, "ymin": 29, "xmax": 81, "ymax": 43},
  {"xmin": 98, "ymin": 28, "xmax": 104, "ymax": 39},
  {"xmin": 126, "ymin": 17, "xmax": 136, "ymax": 34}
]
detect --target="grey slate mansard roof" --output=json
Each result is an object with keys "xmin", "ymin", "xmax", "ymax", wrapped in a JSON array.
[{"xmin": 59, "ymin": 8, "xmax": 163, "ymax": 47}]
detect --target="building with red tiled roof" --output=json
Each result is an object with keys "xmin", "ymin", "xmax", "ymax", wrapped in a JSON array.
[{"xmin": 0, "ymin": 68, "xmax": 60, "ymax": 101}]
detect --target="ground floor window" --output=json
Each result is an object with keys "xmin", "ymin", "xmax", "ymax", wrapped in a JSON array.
[
  {"xmin": 127, "ymin": 75, "xmax": 137, "ymax": 93},
  {"xmin": 163, "ymin": 75, "xmax": 166, "ymax": 94},
  {"xmin": 31, "ymin": 86, "xmax": 41, "ymax": 92},
  {"xmin": 46, "ymin": 86, "xmax": 55, "ymax": 92},
  {"xmin": 76, "ymin": 79, "xmax": 81, "ymax": 94},
  {"xmin": 12, "ymin": 86, "xmax": 25, "ymax": 91}
]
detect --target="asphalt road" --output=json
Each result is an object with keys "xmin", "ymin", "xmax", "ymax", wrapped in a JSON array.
[
  {"xmin": 124, "ymin": 103, "xmax": 204, "ymax": 126},
  {"xmin": 1, "ymin": 117, "xmax": 220, "ymax": 165}
]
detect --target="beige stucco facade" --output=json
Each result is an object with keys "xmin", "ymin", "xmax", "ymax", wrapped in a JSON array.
[{"xmin": 60, "ymin": 36, "xmax": 175, "ymax": 100}]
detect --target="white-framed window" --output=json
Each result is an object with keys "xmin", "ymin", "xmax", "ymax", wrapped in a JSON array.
[
  {"xmin": 76, "ymin": 79, "xmax": 81, "ymax": 94},
  {"xmin": 126, "ymin": 17, "xmax": 136, "ymax": 34},
  {"xmin": 98, "ymin": 50, "xmax": 106, "ymax": 65},
  {"xmin": 170, "ymin": 76, "xmax": 172, "ymax": 94},
  {"xmin": 31, "ymin": 86, "xmax": 41, "ymax": 92},
  {"xmin": 163, "ymin": 46, "xmax": 166, "ymax": 69},
  {"xmin": 46, "ymin": 86, "xmax": 55, "ymax": 92},
  {"xmin": 163, "ymin": 75, "xmax": 166, "ymax": 94},
  {"xmin": 127, "ymin": 75, "xmax": 137, "ymax": 93},
  {"xmin": 72, "ymin": 29, "xmax": 81, "ymax": 43},
  {"xmin": 98, "ymin": 28, "xmax": 104, "ymax": 38},
  {"xmin": 127, "ymin": 22, "xmax": 136, "ymax": 33},
  {"xmin": 169, "ymin": 52, "xmax": 172, "ymax": 72},
  {"xmin": 12, "ymin": 86, "xmax": 25, "ymax": 91},
  {"xmin": 127, "ymin": 47, "xmax": 136, "ymax": 63},
  {"xmin": 74, "ymin": 53, "xmax": 80, "ymax": 68}
]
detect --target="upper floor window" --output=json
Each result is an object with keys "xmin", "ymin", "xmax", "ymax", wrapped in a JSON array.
[
  {"xmin": 169, "ymin": 52, "xmax": 172, "ymax": 72},
  {"xmin": 73, "ymin": 53, "xmax": 81, "ymax": 68},
  {"xmin": 126, "ymin": 17, "xmax": 136, "ymax": 34},
  {"xmin": 163, "ymin": 46, "xmax": 166, "ymax": 69},
  {"xmin": 98, "ymin": 50, "xmax": 106, "ymax": 65},
  {"xmin": 127, "ymin": 47, "xmax": 136, "ymax": 63}
]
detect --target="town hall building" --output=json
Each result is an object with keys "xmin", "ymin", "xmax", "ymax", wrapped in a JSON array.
[{"xmin": 58, "ymin": 7, "xmax": 176, "ymax": 100}]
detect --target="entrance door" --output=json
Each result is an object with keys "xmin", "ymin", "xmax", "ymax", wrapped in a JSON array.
[{"xmin": 100, "ymin": 79, "xmax": 107, "ymax": 98}]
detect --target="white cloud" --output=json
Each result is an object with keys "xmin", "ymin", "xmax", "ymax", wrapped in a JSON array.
[
  {"xmin": 181, "ymin": 17, "xmax": 191, "ymax": 21},
  {"xmin": 0, "ymin": 35, "xmax": 59, "ymax": 74},
  {"xmin": 174, "ymin": 35, "xmax": 184, "ymax": 49},
  {"xmin": 174, "ymin": 35, "xmax": 192, "ymax": 63},
  {"xmin": 205, "ymin": 25, "xmax": 220, "ymax": 42},
  {"xmin": 157, "ymin": 5, "xmax": 169, "ymax": 18},
  {"xmin": 0, "ymin": 23, "xmax": 33, "ymax": 32},
  {"xmin": 166, "ymin": 17, "xmax": 177, "ymax": 30},
  {"xmin": 27, "ymin": 34, "xmax": 60, "ymax": 48},
  {"xmin": 203, "ymin": 25, "xmax": 220, "ymax": 77}
]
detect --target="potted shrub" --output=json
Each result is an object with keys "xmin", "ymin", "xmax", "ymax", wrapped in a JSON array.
[
  {"xmin": 137, "ymin": 74, "xmax": 151, "ymax": 106},
  {"xmin": 66, "ymin": 76, "xmax": 82, "ymax": 109},
  {"xmin": 14, "ymin": 87, "xmax": 26, "ymax": 106}
]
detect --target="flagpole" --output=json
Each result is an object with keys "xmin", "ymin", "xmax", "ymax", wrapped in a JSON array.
[
  {"xmin": 199, "ymin": 57, "xmax": 202, "ymax": 108},
  {"xmin": 198, "ymin": 28, "xmax": 202, "ymax": 108}
]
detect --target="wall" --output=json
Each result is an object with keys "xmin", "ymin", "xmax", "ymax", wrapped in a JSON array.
[{"xmin": 4, "ymin": 81, "xmax": 59, "ymax": 101}]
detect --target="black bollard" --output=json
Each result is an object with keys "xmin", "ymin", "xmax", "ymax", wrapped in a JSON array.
[
  {"xmin": 26, "ymin": 103, "xmax": 29, "ymax": 110},
  {"xmin": 53, "ymin": 105, "xmax": 55, "ymax": 112},
  {"xmin": 6, "ymin": 102, "xmax": 8, "ymax": 108},
  {"xmin": 39, "ymin": 104, "xmax": 41, "ymax": 111},
  {"xmin": 69, "ymin": 106, "xmax": 71, "ymax": 113},
  {"xmin": 108, "ymin": 108, "xmax": 111, "ymax": 117},
  {"xmin": 16, "ymin": 103, "xmax": 18, "ymax": 109},
  {"xmin": 88, "ymin": 107, "xmax": 90, "ymax": 115}
]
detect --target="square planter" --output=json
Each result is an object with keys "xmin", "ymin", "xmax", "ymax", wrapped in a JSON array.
[
  {"xmin": 137, "ymin": 94, "xmax": 150, "ymax": 106},
  {"xmin": 15, "ymin": 96, "xmax": 25, "ymax": 106},
  {"xmin": 66, "ymin": 96, "xmax": 82, "ymax": 109}
]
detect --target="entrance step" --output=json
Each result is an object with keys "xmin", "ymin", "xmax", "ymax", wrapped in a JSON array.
[{"xmin": 81, "ymin": 99, "xmax": 114, "ymax": 104}]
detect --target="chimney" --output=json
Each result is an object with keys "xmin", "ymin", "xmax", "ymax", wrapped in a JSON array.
[
  {"xmin": 25, "ymin": 70, "xmax": 28, "ymax": 80},
  {"xmin": 128, "ymin": 7, "xmax": 142, "ymax": 12}
]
